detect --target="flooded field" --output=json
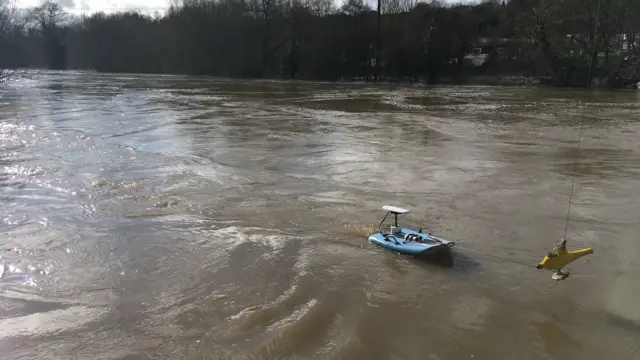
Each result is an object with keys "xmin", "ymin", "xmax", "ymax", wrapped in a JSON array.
[{"xmin": 1, "ymin": 71, "xmax": 639, "ymax": 360}]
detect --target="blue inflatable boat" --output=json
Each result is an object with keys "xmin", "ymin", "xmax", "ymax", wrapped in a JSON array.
[{"xmin": 368, "ymin": 206, "xmax": 455, "ymax": 257}]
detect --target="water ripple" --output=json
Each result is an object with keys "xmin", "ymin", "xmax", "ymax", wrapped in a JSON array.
[{"xmin": 0, "ymin": 72, "xmax": 638, "ymax": 360}]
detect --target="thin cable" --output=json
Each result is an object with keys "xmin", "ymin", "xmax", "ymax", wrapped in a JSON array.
[
  {"xmin": 377, "ymin": 211, "xmax": 389, "ymax": 233},
  {"xmin": 563, "ymin": 120, "xmax": 585, "ymax": 240},
  {"xmin": 454, "ymin": 245, "xmax": 538, "ymax": 269}
]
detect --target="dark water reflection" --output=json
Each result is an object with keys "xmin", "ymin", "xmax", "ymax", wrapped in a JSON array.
[{"xmin": 1, "ymin": 71, "xmax": 639, "ymax": 360}]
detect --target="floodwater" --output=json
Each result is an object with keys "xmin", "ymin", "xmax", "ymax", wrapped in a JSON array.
[{"xmin": 1, "ymin": 71, "xmax": 639, "ymax": 360}]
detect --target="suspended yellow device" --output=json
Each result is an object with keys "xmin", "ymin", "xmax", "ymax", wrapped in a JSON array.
[
  {"xmin": 536, "ymin": 239, "xmax": 594, "ymax": 280},
  {"xmin": 535, "ymin": 121, "xmax": 595, "ymax": 281}
]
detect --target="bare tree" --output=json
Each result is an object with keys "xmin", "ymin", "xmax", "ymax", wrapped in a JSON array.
[
  {"xmin": 0, "ymin": 0, "xmax": 16, "ymax": 84},
  {"xmin": 341, "ymin": 0, "xmax": 369, "ymax": 16},
  {"xmin": 0, "ymin": 0, "xmax": 16, "ymax": 35},
  {"xmin": 382, "ymin": 0, "xmax": 414, "ymax": 15},
  {"xmin": 303, "ymin": 0, "xmax": 334, "ymax": 16},
  {"xmin": 28, "ymin": 1, "xmax": 67, "ymax": 29},
  {"xmin": 167, "ymin": 0, "xmax": 183, "ymax": 11},
  {"xmin": 26, "ymin": 1, "xmax": 69, "ymax": 70}
]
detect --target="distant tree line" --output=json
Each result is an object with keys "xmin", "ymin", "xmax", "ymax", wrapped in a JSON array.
[{"xmin": 1, "ymin": 0, "xmax": 639, "ymax": 87}]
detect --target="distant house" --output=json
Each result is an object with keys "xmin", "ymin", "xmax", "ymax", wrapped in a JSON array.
[
  {"xmin": 464, "ymin": 37, "xmax": 508, "ymax": 67},
  {"xmin": 464, "ymin": 50, "xmax": 489, "ymax": 67}
]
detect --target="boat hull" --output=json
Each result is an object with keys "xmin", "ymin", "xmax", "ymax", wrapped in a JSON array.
[{"xmin": 368, "ymin": 228, "xmax": 455, "ymax": 257}]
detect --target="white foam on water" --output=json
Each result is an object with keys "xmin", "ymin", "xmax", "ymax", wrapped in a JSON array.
[
  {"xmin": 211, "ymin": 226, "xmax": 296, "ymax": 253},
  {"xmin": 265, "ymin": 298, "xmax": 319, "ymax": 332},
  {"xmin": 0, "ymin": 305, "xmax": 108, "ymax": 339}
]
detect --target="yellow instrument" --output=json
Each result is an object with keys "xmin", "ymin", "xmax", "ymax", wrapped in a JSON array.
[
  {"xmin": 536, "ymin": 239, "xmax": 594, "ymax": 280},
  {"xmin": 534, "ymin": 121, "xmax": 596, "ymax": 281}
]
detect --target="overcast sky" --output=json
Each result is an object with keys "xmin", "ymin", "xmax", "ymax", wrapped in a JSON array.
[
  {"xmin": 15, "ymin": 0, "xmax": 465, "ymax": 15},
  {"xmin": 15, "ymin": 0, "xmax": 172, "ymax": 14}
]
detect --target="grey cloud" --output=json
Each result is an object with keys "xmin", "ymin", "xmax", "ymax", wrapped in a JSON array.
[{"xmin": 54, "ymin": 0, "xmax": 76, "ymax": 9}]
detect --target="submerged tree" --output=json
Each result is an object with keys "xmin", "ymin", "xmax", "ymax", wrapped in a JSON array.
[{"xmin": 28, "ymin": 1, "xmax": 68, "ymax": 69}]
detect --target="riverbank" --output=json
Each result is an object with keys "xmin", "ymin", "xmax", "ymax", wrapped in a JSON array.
[
  {"xmin": 3, "ymin": 68, "xmax": 639, "ymax": 90},
  {"xmin": 336, "ymin": 75, "xmax": 639, "ymax": 88}
]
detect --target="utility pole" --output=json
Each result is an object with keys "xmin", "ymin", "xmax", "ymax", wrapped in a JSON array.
[{"xmin": 375, "ymin": 0, "xmax": 381, "ymax": 82}]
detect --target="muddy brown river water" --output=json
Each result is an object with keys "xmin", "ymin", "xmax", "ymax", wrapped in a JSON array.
[{"xmin": 1, "ymin": 71, "xmax": 640, "ymax": 360}]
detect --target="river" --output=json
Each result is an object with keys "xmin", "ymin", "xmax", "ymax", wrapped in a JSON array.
[{"xmin": 1, "ymin": 71, "xmax": 639, "ymax": 360}]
